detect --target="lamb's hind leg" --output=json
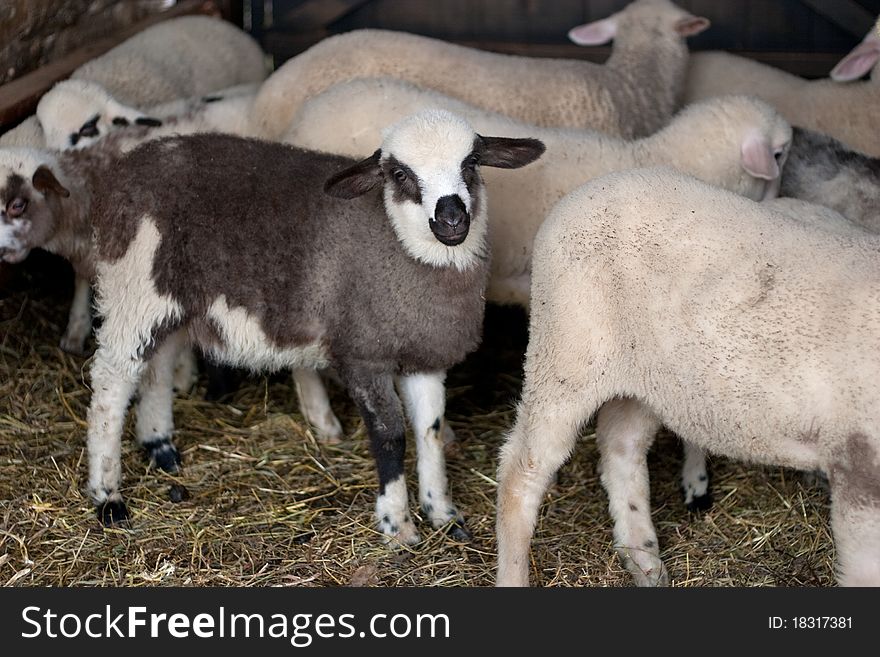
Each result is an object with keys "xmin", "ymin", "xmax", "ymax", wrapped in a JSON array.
[
  {"xmin": 60, "ymin": 275, "xmax": 92, "ymax": 355},
  {"xmin": 681, "ymin": 441, "xmax": 712, "ymax": 511},
  {"xmin": 828, "ymin": 436, "xmax": 880, "ymax": 586},
  {"xmin": 135, "ymin": 329, "xmax": 188, "ymax": 472},
  {"xmin": 344, "ymin": 368, "xmax": 420, "ymax": 546},
  {"xmin": 596, "ymin": 397, "xmax": 667, "ymax": 586},
  {"xmin": 398, "ymin": 371, "xmax": 468, "ymax": 540},
  {"xmin": 497, "ymin": 390, "xmax": 593, "ymax": 586},
  {"xmin": 292, "ymin": 368, "xmax": 343, "ymax": 444}
]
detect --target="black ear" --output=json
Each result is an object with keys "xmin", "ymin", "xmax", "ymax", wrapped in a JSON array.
[
  {"xmin": 478, "ymin": 136, "xmax": 545, "ymax": 169},
  {"xmin": 32, "ymin": 165, "xmax": 70, "ymax": 198},
  {"xmin": 135, "ymin": 116, "xmax": 163, "ymax": 127},
  {"xmin": 324, "ymin": 150, "xmax": 383, "ymax": 199}
]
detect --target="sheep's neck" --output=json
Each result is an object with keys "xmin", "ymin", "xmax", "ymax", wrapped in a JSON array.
[
  {"xmin": 44, "ymin": 152, "xmax": 100, "ymax": 279},
  {"xmin": 605, "ymin": 27, "xmax": 688, "ymax": 137}
]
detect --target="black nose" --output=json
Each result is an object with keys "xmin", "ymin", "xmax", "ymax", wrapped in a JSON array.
[
  {"xmin": 435, "ymin": 195, "xmax": 468, "ymax": 228},
  {"xmin": 431, "ymin": 195, "xmax": 470, "ymax": 246}
]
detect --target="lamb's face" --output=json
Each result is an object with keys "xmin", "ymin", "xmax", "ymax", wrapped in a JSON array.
[
  {"xmin": 37, "ymin": 80, "xmax": 162, "ymax": 151},
  {"xmin": 324, "ymin": 110, "xmax": 545, "ymax": 271},
  {"xmin": 0, "ymin": 152, "xmax": 70, "ymax": 264},
  {"xmin": 379, "ymin": 113, "xmax": 486, "ymax": 269}
]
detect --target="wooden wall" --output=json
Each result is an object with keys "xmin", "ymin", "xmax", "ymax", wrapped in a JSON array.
[{"xmin": 256, "ymin": 0, "xmax": 880, "ymax": 77}]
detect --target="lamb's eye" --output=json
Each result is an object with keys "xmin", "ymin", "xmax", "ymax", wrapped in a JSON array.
[
  {"xmin": 464, "ymin": 155, "xmax": 480, "ymax": 169},
  {"xmin": 774, "ymin": 148, "xmax": 784, "ymax": 161},
  {"xmin": 7, "ymin": 197, "xmax": 27, "ymax": 217},
  {"xmin": 393, "ymin": 168, "xmax": 408, "ymax": 183}
]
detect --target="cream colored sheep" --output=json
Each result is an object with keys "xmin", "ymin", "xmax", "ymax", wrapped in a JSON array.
[
  {"xmin": 36, "ymin": 79, "xmax": 259, "ymax": 151},
  {"xmin": 252, "ymin": 0, "xmax": 709, "ymax": 140},
  {"xmin": 496, "ymin": 167, "xmax": 880, "ymax": 587},
  {"xmin": 285, "ymin": 79, "xmax": 790, "ymax": 308},
  {"xmin": 0, "ymin": 15, "xmax": 266, "ymax": 148},
  {"xmin": 683, "ymin": 19, "xmax": 880, "ymax": 156}
]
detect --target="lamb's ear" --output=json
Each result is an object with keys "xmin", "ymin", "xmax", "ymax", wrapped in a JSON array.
[
  {"xmin": 675, "ymin": 15, "xmax": 710, "ymax": 37},
  {"xmin": 478, "ymin": 136, "xmax": 546, "ymax": 169},
  {"xmin": 324, "ymin": 150, "xmax": 383, "ymax": 199},
  {"xmin": 32, "ymin": 165, "xmax": 70, "ymax": 198},
  {"xmin": 568, "ymin": 17, "xmax": 617, "ymax": 45},
  {"xmin": 741, "ymin": 133, "xmax": 779, "ymax": 181},
  {"xmin": 830, "ymin": 32, "xmax": 880, "ymax": 81}
]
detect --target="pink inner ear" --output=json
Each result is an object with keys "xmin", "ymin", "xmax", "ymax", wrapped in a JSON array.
[
  {"xmin": 830, "ymin": 39, "xmax": 880, "ymax": 81},
  {"xmin": 568, "ymin": 17, "xmax": 617, "ymax": 46},
  {"xmin": 675, "ymin": 16, "xmax": 711, "ymax": 37},
  {"xmin": 741, "ymin": 134, "xmax": 779, "ymax": 181}
]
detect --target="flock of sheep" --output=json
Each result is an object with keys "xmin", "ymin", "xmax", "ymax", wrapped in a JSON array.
[{"xmin": 0, "ymin": 0, "xmax": 879, "ymax": 587}]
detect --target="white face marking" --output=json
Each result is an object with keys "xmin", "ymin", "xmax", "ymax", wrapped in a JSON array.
[
  {"xmin": 205, "ymin": 295, "xmax": 330, "ymax": 372},
  {"xmin": 380, "ymin": 111, "xmax": 488, "ymax": 271},
  {"xmin": 0, "ymin": 218, "xmax": 29, "ymax": 262}
]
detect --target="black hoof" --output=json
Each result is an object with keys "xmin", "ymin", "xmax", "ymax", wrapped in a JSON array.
[
  {"xmin": 168, "ymin": 483, "xmax": 190, "ymax": 503},
  {"xmin": 446, "ymin": 521, "xmax": 472, "ymax": 542},
  {"xmin": 143, "ymin": 437, "xmax": 181, "ymax": 473},
  {"xmin": 686, "ymin": 492, "xmax": 713, "ymax": 513},
  {"xmin": 97, "ymin": 500, "xmax": 129, "ymax": 526}
]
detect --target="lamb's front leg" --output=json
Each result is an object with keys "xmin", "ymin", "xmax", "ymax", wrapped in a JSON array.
[
  {"xmin": 87, "ymin": 348, "xmax": 145, "ymax": 525},
  {"xmin": 60, "ymin": 275, "xmax": 92, "ymax": 355},
  {"xmin": 344, "ymin": 369, "xmax": 420, "ymax": 546},
  {"xmin": 398, "ymin": 371, "xmax": 469, "ymax": 540},
  {"xmin": 596, "ymin": 397, "xmax": 667, "ymax": 586}
]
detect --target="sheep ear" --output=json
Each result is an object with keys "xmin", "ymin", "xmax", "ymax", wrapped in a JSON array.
[
  {"xmin": 568, "ymin": 17, "xmax": 617, "ymax": 46},
  {"xmin": 830, "ymin": 33, "xmax": 880, "ymax": 81},
  {"xmin": 32, "ymin": 165, "xmax": 70, "ymax": 198},
  {"xmin": 675, "ymin": 15, "xmax": 710, "ymax": 37},
  {"xmin": 324, "ymin": 150, "xmax": 383, "ymax": 199},
  {"xmin": 478, "ymin": 136, "xmax": 546, "ymax": 169},
  {"xmin": 740, "ymin": 133, "xmax": 779, "ymax": 181}
]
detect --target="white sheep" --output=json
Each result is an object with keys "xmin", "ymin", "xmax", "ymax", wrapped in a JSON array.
[
  {"xmin": 683, "ymin": 19, "xmax": 880, "ymax": 156},
  {"xmin": 496, "ymin": 167, "xmax": 880, "ymax": 587},
  {"xmin": 252, "ymin": 0, "xmax": 709, "ymax": 140},
  {"xmin": 0, "ymin": 15, "xmax": 266, "ymax": 149},
  {"xmin": 285, "ymin": 79, "xmax": 791, "ymax": 309},
  {"xmin": 36, "ymin": 79, "xmax": 259, "ymax": 152}
]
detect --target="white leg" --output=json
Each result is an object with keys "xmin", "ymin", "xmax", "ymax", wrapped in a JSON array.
[
  {"xmin": 136, "ymin": 330, "xmax": 187, "ymax": 472},
  {"xmin": 681, "ymin": 441, "xmax": 712, "ymax": 511},
  {"xmin": 60, "ymin": 276, "xmax": 92, "ymax": 355},
  {"xmin": 496, "ymin": 394, "xmax": 589, "ymax": 586},
  {"xmin": 87, "ymin": 348, "xmax": 145, "ymax": 524},
  {"xmin": 171, "ymin": 346, "xmax": 198, "ymax": 394},
  {"xmin": 828, "ymin": 438, "xmax": 880, "ymax": 586},
  {"xmin": 596, "ymin": 397, "xmax": 667, "ymax": 587},
  {"xmin": 293, "ymin": 368, "xmax": 342, "ymax": 444},
  {"xmin": 398, "ymin": 371, "xmax": 468, "ymax": 539}
]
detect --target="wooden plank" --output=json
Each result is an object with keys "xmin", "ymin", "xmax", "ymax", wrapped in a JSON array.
[
  {"xmin": 798, "ymin": 0, "xmax": 875, "ymax": 37},
  {"xmin": 263, "ymin": 30, "xmax": 845, "ymax": 78},
  {"xmin": 0, "ymin": 0, "xmax": 221, "ymax": 131},
  {"xmin": 279, "ymin": 0, "xmax": 374, "ymax": 31}
]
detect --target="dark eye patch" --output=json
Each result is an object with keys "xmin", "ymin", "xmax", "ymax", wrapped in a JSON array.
[
  {"xmin": 202, "ymin": 94, "xmax": 223, "ymax": 103},
  {"xmin": 69, "ymin": 132, "xmax": 80, "ymax": 147},
  {"xmin": 112, "ymin": 116, "xmax": 130, "ymax": 126},
  {"xmin": 382, "ymin": 156, "xmax": 422, "ymax": 205},
  {"xmin": 461, "ymin": 144, "xmax": 482, "ymax": 196},
  {"xmin": 79, "ymin": 115, "xmax": 100, "ymax": 137},
  {"xmin": 135, "ymin": 117, "xmax": 163, "ymax": 127}
]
